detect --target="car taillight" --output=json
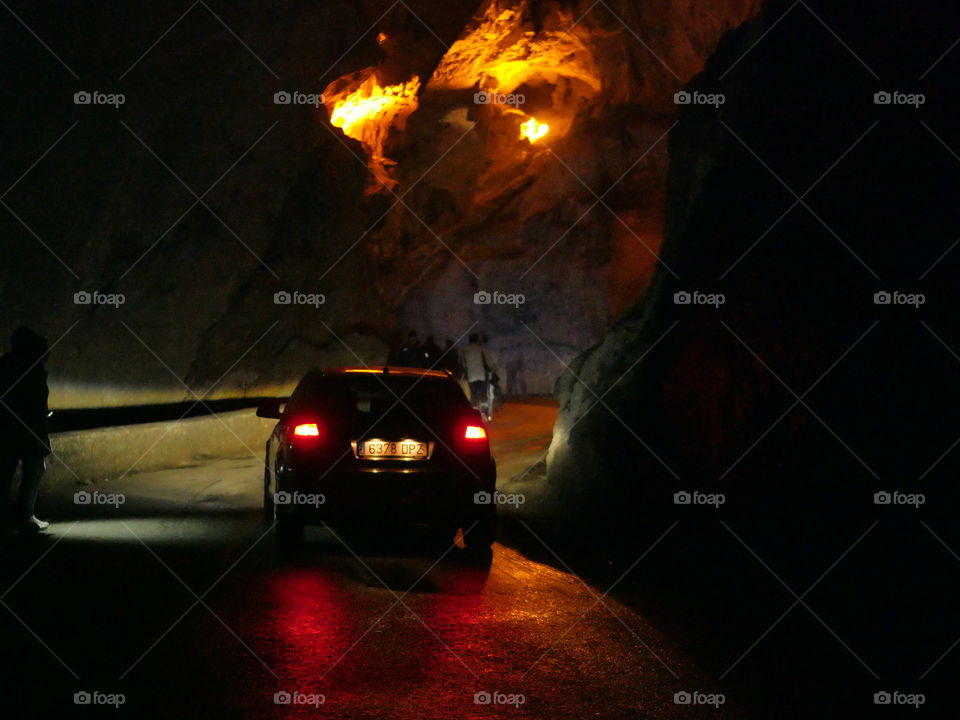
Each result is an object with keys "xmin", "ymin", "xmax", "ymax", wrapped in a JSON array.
[
  {"xmin": 293, "ymin": 423, "xmax": 320, "ymax": 437},
  {"xmin": 464, "ymin": 425, "xmax": 487, "ymax": 440}
]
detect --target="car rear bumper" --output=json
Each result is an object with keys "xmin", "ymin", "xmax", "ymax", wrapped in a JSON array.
[{"xmin": 276, "ymin": 463, "xmax": 495, "ymax": 526}]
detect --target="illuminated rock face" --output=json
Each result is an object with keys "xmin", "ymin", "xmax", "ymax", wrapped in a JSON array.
[
  {"xmin": 324, "ymin": 70, "xmax": 421, "ymax": 192},
  {"xmin": 0, "ymin": 0, "xmax": 759, "ymax": 407},
  {"xmin": 336, "ymin": 0, "xmax": 763, "ymax": 394}
]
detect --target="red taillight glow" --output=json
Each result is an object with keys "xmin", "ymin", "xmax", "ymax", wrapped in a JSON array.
[
  {"xmin": 293, "ymin": 423, "xmax": 320, "ymax": 437},
  {"xmin": 464, "ymin": 425, "xmax": 487, "ymax": 440}
]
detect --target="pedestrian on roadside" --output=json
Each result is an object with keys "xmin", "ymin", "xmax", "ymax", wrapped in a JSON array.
[
  {"xmin": 394, "ymin": 331, "xmax": 428, "ymax": 368},
  {"xmin": 438, "ymin": 339, "xmax": 461, "ymax": 378},
  {"xmin": 422, "ymin": 335, "xmax": 442, "ymax": 369},
  {"xmin": 460, "ymin": 333, "xmax": 497, "ymax": 419},
  {"xmin": 0, "ymin": 327, "xmax": 52, "ymax": 532}
]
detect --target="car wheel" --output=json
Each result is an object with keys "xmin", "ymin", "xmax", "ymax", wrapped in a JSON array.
[
  {"xmin": 461, "ymin": 515, "xmax": 495, "ymax": 552},
  {"xmin": 427, "ymin": 524, "xmax": 458, "ymax": 553}
]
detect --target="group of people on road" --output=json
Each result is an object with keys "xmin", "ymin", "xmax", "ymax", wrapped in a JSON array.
[
  {"xmin": 389, "ymin": 332, "xmax": 459, "ymax": 375},
  {"xmin": 389, "ymin": 331, "xmax": 501, "ymax": 421}
]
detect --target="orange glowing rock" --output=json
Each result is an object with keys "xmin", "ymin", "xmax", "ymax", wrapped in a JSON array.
[
  {"xmin": 329, "ymin": 75, "xmax": 421, "ymax": 140},
  {"xmin": 520, "ymin": 118, "xmax": 549, "ymax": 142},
  {"xmin": 324, "ymin": 71, "xmax": 421, "ymax": 192}
]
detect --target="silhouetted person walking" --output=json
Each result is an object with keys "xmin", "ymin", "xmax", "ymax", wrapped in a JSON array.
[
  {"xmin": 438, "ymin": 339, "xmax": 461, "ymax": 377},
  {"xmin": 394, "ymin": 331, "xmax": 428, "ymax": 368},
  {"xmin": 422, "ymin": 335, "xmax": 442, "ymax": 368},
  {"xmin": 0, "ymin": 327, "xmax": 51, "ymax": 532}
]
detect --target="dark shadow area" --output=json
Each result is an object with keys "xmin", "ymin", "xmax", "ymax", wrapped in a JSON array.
[
  {"xmin": 537, "ymin": 1, "xmax": 960, "ymax": 716},
  {"xmin": 48, "ymin": 396, "xmax": 287, "ymax": 433},
  {"xmin": 275, "ymin": 527, "xmax": 493, "ymax": 594},
  {"xmin": 273, "ymin": 523, "xmax": 493, "ymax": 592}
]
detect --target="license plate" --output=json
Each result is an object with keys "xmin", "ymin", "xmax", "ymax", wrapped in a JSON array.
[{"xmin": 359, "ymin": 440, "xmax": 427, "ymax": 459}]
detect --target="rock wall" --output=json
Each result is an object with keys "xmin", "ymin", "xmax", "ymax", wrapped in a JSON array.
[
  {"xmin": 541, "ymin": 3, "xmax": 960, "ymax": 704},
  {"xmin": 1, "ymin": 0, "xmax": 474, "ymax": 407},
  {"xmin": 356, "ymin": 0, "xmax": 763, "ymax": 393},
  {"xmin": 546, "ymin": 0, "xmax": 960, "ymax": 547},
  {"xmin": 1, "ymin": 0, "xmax": 758, "ymax": 406}
]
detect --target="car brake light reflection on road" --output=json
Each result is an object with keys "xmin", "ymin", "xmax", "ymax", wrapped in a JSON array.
[
  {"xmin": 464, "ymin": 425, "xmax": 487, "ymax": 440},
  {"xmin": 293, "ymin": 423, "xmax": 320, "ymax": 437}
]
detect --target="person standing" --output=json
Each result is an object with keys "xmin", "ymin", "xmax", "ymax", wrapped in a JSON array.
[
  {"xmin": 460, "ymin": 333, "xmax": 496, "ymax": 418},
  {"xmin": 394, "ymin": 331, "xmax": 428, "ymax": 368},
  {"xmin": 438, "ymin": 339, "xmax": 461, "ymax": 377},
  {"xmin": 0, "ymin": 327, "xmax": 52, "ymax": 532},
  {"xmin": 422, "ymin": 335, "xmax": 442, "ymax": 369}
]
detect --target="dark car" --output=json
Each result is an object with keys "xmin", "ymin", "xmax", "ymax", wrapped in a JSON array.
[{"xmin": 257, "ymin": 367, "xmax": 496, "ymax": 552}]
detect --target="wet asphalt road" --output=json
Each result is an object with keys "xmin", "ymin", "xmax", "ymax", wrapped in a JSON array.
[{"xmin": 0, "ymin": 403, "xmax": 724, "ymax": 719}]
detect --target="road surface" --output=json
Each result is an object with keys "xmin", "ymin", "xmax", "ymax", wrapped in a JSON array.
[{"xmin": 0, "ymin": 401, "xmax": 725, "ymax": 718}]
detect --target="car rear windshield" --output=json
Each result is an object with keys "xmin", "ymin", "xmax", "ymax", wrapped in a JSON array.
[{"xmin": 298, "ymin": 374, "xmax": 469, "ymax": 419}]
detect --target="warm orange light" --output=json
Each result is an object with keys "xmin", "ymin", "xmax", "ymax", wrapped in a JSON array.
[
  {"xmin": 329, "ymin": 76, "xmax": 421, "ymax": 140},
  {"xmin": 520, "ymin": 118, "xmax": 549, "ymax": 142},
  {"xmin": 324, "ymin": 72, "xmax": 421, "ymax": 191},
  {"xmin": 464, "ymin": 425, "xmax": 487, "ymax": 439},
  {"xmin": 293, "ymin": 423, "xmax": 320, "ymax": 437},
  {"xmin": 377, "ymin": 32, "xmax": 388, "ymax": 45}
]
